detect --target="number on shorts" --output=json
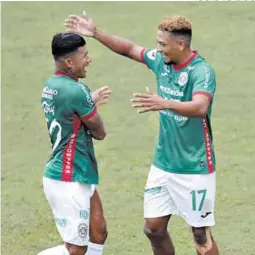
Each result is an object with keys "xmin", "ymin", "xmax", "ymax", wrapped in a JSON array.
[
  {"xmin": 190, "ymin": 189, "xmax": 207, "ymax": 211},
  {"xmin": 49, "ymin": 119, "xmax": 62, "ymax": 152}
]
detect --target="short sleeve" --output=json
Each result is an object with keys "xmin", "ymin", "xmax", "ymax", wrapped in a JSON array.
[
  {"xmin": 72, "ymin": 83, "xmax": 97, "ymax": 120},
  {"xmin": 141, "ymin": 48, "xmax": 163, "ymax": 74},
  {"xmin": 191, "ymin": 64, "xmax": 216, "ymax": 100}
]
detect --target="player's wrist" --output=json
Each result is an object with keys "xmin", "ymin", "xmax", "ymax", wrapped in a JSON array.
[
  {"xmin": 163, "ymin": 99, "xmax": 172, "ymax": 110},
  {"xmin": 93, "ymin": 27, "xmax": 100, "ymax": 39}
]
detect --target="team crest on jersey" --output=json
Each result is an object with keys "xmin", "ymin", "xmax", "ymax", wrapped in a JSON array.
[
  {"xmin": 178, "ymin": 72, "xmax": 188, "ymax": 86},
  {"xmin": 147, "ymin": 49, "xmax": 157, "ymax": 60}
]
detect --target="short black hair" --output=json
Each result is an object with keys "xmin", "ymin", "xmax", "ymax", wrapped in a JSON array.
[
  {"xmin": 170, "ymin": 29, "xmax": 192, "ymax": 46},
  {"xmin": 51, "ymin": 33, "xmax": 86, "ymax": 61}
]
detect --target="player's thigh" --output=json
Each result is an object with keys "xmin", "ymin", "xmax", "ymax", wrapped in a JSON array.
[
  {"xmin": 144, "ymin": 165, "xmax": 177, "ymax": 218},
  {"xmin": 169, "ymin": 172, "xmax": 216, "ymax": 228},
  {"xmin": 89, "ymin": 188, "xmax": 107, "ymax": 234},
  {"xmin": 43, "ymin": 177, "xmax": 92, "ymax": 246}
]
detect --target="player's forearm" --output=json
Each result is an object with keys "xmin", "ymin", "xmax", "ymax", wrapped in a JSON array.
[
  {"xmin": 89, "ymin": 121, "xmax": 106, "ymax": 140},
  {"xmin": 89, "ymin": 122, "xmax": 106, "ymax": 140},
  {"xmin": 94, "ymin": 28, "xmax": 134, "ymax": 58},
  {"xmin": 85, "ymin": 114, "xmax": 106, "ymax": 140},
  {"xmin": 165, "ymin": 100, "xmax": 208, "ymax": 117},
  {"xmin": 90, "ymin": 130, "xmax": 106, "ymax": 140}
]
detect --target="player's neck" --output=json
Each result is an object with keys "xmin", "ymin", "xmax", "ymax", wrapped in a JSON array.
[
  {"xmin": 55, "ymin": 68, "xmax": 78, "ymax": 81},
  {"xmin": 176, "ymin": 49, "xmax": 194, "ymax": 66},
  {"xmin": 172, "ymin": 49, "xmax": 197, "ymax": 71}
]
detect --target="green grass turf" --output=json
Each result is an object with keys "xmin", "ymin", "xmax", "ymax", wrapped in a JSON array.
[{"xmin": 2, "ymin": 2, "xmax": 255, "ymax": 254}]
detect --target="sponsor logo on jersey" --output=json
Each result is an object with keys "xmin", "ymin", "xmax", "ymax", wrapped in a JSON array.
[
  {"xmin": 187, "ymin": 66, "xmax": 195, "ymax": 71},
  {"xmin": 178, "ymin": 72, "xmax": 188, "ymax": 86},
  {"xmin": 202, "ymin": 118, "xmax": 214, "ymax": 172},
  {"xmin": 41, "ymin": 101, "xmax": 55, "ymax": 115},
  {"xmin": 41, "ymin": 86, "xmax": 58, "ymax": 99},
  {"xmin": 147, "ymin": 49, "xmax": 157, "ymax": 60},
  {"xmin": 161, "ymin": 65, "xmax": 170, "ymax": 76},
  {"xmin": 203, "ymin": 66, "xmax": 211, "ymax": 88},
  {"xmin": 160, "ymin": 85, "xmax": 183, "ymax": 97},
  {"xmin": 63, "ymin": 133, "xmax": 77, "ymax": 174},
  {"xmin": 160, "ymin": 110, "xmax": 188, "ymax": 122},
  {"xmin": 78, "ymin": 83, "xmax": 94, "ymax": 107},
  {"xmin": 200, "ymin": 161, "xmax": 205, "ymax": 167}
]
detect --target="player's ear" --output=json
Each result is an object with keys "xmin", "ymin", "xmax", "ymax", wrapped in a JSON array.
[
  {"xmin": 64, "ymin": 57, "xmax": 73, "ymax": 68},
  {"xmin": 178, "ymin": 40, "xmax": 185, "ymax": 52}
]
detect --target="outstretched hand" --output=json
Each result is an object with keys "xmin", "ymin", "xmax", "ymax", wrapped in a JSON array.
[
  {"xmin": 64, "ymin": 11, "xmax": 96, "ymax": 37},
  {"xmin": 92, "ymin": 86, "xmax": 111, "ymax": 108},
  {"xmin": 131, "ymin": 87, "xmax": 168, "ymax": 113}
]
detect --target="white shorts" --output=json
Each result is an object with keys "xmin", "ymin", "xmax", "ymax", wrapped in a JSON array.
[
  {"xmin": 144, "ymin": 165, "xmax": 216, "ymax": 227},
  {"xmin": 43, "ymin": 177, "xmax": 95, "ymax": 246}
]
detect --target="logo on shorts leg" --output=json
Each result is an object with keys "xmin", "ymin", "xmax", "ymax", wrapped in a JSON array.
[
  {"xmin": 78, "ymin": 223, "xmax": 88, "ymax": 238},
  {"xmin": 80, "ymin": 209, "xmax": 90, "ymax": 220},
  {"xmin": 144, "ymin": 187, "xmax": 162, "ymax": 194},
  {"xmin": 55, "ymin": 217, "xmax": 67, "ymax": 227},
  {"xmin": 201, "ymin": 212, "xmax": 212, "ymax": 218},
  {"xmin": 200, "ymin": 200, "xmax": 213, "ymax": 218}
]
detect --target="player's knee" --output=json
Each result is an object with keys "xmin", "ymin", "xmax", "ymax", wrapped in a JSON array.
[
  {"xmin": 144, "ymin": 227, "xmax": 175, "ymax": 255},
  {"xmin": 192, "ymin": 227, "xmax": 207, "ymax": 246},
  {"xmin": 144, "ymin": 222, "xmax": 167, "ymax": 240},
  {"xmin": 66, "ymin": 244, "xmax": 87, "ymax": 255},
  {"xmin": 95, "ymin": 224, "xmax": 108, "ymax": 243},
  {"xmin": 92, "ymin": 216, "xmax": 108, "ymax": 243}
]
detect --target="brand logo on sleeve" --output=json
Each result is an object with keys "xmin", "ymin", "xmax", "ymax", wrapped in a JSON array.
[{"xmin": 147, "ymin": 49, "xmax": 157, "ymax": 60}]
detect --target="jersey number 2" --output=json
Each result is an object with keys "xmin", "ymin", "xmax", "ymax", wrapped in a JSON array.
[{"xmin": 49, "ymin": 119, "xmax": 62, "ymax": 152}]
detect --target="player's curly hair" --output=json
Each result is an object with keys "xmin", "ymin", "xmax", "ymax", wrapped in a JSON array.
[{"xmin": 158, "ymin": 15, "xmax": 192, "ymax": 44}]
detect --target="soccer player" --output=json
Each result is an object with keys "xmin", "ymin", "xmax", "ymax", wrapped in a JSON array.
[
  {"xmin": 38, "ymin": 33, "xmax": 111, "ymax": 255},
  {"xmin": 65, "ymin": 12, "xmax": 220, "ymax": 255}
]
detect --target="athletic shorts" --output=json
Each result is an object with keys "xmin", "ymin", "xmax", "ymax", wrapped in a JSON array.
[
  {"xmin": 144, "ymin": 165, "xmax": 216, "ymax": 227},
  {"xmin": 43, "ymin": 177, "xmax": 95, "ymax": 246}
]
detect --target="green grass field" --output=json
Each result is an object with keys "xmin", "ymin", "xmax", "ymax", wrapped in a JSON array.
[{"xmin": 2, "ymin": 2, "xmax": 255, "ymax": 255}]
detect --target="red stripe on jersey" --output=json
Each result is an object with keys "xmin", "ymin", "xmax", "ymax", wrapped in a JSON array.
[
  {"xmin": 140, "ymin": 48, "xmax": 146, "ymax": 63},
  {"xmin": 62, "ymin": 115, "xmax": 81, "ymax": 181},
  {"xmin": 140, "ymin": 48, "xmax": 149, "ymax": 68},
  {"xmin": 54, "ymin": 71, "xmax": 78, "ymax": 81},
  {"xmin": 81, "ymin": 107, "xmax": 97, "ymax": 121},
  {"xmin": 192, "ymin": 91, "xmax": 212, "ymax": 101},
  {"xmin": 202, "ymin": 117, "xmax": 214, "ymax": 173},
  {"xmin": 173, "ymin": 51, "xmax": 198, "ymax": 71}
]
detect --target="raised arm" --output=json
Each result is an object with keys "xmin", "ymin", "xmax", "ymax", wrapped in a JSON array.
[
  {"xmin": 93, "ymin": 28, "xmax": 144, "ymax": 62},
  {"xmin": 64, "ymin": 11, "xmax": 145, "ymax": 63}
]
